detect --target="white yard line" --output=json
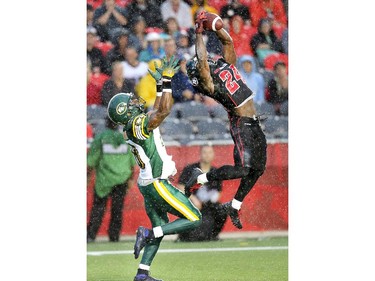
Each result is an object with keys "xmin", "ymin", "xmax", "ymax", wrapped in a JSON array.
[{"xmin": 87, "ymin": 246, "xmax": 288, "ymax": 256}]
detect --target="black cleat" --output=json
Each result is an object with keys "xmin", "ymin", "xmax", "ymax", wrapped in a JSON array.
[
  {"xmin": 134, "ymin": 226, "xmax": 151, "ymax": 259},
  {"xmin": 223, "ymin": 202, "xmax": 243, "ymax": 229},
  {"xmin": 184, "ymin": 168, "xmax": 203, "ymax": 197},
  {"xmin": 134, "ymin": 274, "xmax": 163, "ymax": 281}
]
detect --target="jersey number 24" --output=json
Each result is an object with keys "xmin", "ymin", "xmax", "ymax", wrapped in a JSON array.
[{"xmin": 218, "ymin": 65, "xmax": 243, "ymax": 95}]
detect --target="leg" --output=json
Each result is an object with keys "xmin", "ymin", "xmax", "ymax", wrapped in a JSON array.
[
  {"xmin": 134, "ymin": 179, "xmax": 203, "ymax": 280},
  {"xmin": 186, "ymin": 132, "xmax": 252, "ymax": 188},
  {"xmin": 152, "ymin": 180, "xmax": 202, "ymax": 235},
  {"xmin": 233, "ymin": 122, "xmax": 267, "ymax": 202},
  {"xmin": 184, "ymin": 165, "xmax": 250, "ymax": 194},
  {"xmin": 108, "ymin": 182, "xmax": 127, "ymax": 242},
  {"xmin": 87, "ymin": 191, "xmax": 107, "ymax": 241},
  {"xmin": 234, "ymin": 168, "xmax": 265, "ymax": 202},
  {"xmin": 178, "ymin": 204, "xmax": 214, "ymax": 242},
  {"xmin": 224, "ymin": 119, "xmax": 267, "ymax": 228},
  {"xmin": 134, "ymin": 196, "xmax": 169, "ymax": 281}
]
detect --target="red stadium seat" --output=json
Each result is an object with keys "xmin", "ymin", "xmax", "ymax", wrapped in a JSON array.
[{"xmin": 263, "ymin": 53, "xmax": 288, "ymax": 72}]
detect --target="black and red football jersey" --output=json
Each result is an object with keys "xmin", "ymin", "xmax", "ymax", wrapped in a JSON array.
[{"xmin": 204, "ymin": 58, "xmax": 255, "ymax": 114}]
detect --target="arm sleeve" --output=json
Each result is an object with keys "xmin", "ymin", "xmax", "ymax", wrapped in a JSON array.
[{"xmin": 130, "ymin": 114, "xmax": 150, "ymax": 140}]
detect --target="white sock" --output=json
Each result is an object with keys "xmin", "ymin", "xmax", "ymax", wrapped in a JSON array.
[
  {"xmin": 153, "ymin": 226, "xmax": 164, "ymax": 238},
  {"xmin": 139, "ymin": 264, "xmax": 150, "ymax": 271},
  {"xmin": 197, "ymin": 173, "xmax": 208, "ymax": 184},
  {"xmin": 231, "ymin": 199, "xmax": 242, "ymax": 210}
]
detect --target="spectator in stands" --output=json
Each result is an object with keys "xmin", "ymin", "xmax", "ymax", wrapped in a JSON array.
[
  {"xmin": 135, "ymin": 59, "xmax": 162, "ymax": 109},
  {"xmin": 177, "ymin": 144, "xmax": 227, "ymax": 242},
  {"xmin": 190, "ymin": 0, "xmax": 218, "ymax": 24},
  {"xmin": 161, "ymin": 0, "xmax": 194, "ymax": 30},
  {"xmin": 87, "ymin": 60, "xmax": 103, "ymax": 105},
  {"xmin": 87, "ymin": 117, "xmax": 136, "ymax": 242},
  {"xmin": 88, "ymin": 3, "xmax": 106, "ymax": 42},
  {"xmin": 101, "ymin": 61, "xmax": 135, "ymax": 107},
  {"xmin": 237, "ymin": 55, "xmax": 265, "ymax": 104},
  {"xmin": 176, "ymin": 29, "xmax": 194, "ymax": 57},
  {"xmin": 106, "ymin": 27, "xmax": 130, "ymax": 66},
  {"xmin": 164, "ymin": 38, "xmax": 178, "ymax": 61},
  {"xmin": 122, "ymin": 47, "xmax": 149, "ymax": 84},
  {"xmin": 87, "ymin": 27, "xmax": 111, "ymax": 75},
  {"xmin": 128, "ymin": 16, "xmax": 148, "ymax": 52},
  {"xmin": 93, "ymin": 0, "xmax": 128, "ymax": 42},
  {"xmin": 229, "ymin": 15, "xmax": 256, "ymax": 57},
  {"xmin": 139, "ymin": 32, "xmax": 166, "ymax": 62},
  {"xmin": 250, "ymin": 18, "xmax": 284, "ymax": 62},
  {"xmin": 125, "ymin": 0, "xmax": 163, "ymax": 30},
  {"xmin": 250, "ymin": 0, "xmax": 287, "ymax": 30},
  {"xmin": 87, "ymin": 4, "xmax": 96, "ymax": 30},
  {"xmin": 171, "ymin": 54, "xmax": 198, "ymax": 103},
  {"xmin": 220, "ymin": 0, "xmax": 251, "ymax": 30},
  {"xmin": 163, "ymin": 17, "xmax": 181, "ymax": 42},
  {"xmin": 266, "ymin": 61, "xmax": 288, "ymax": 115}
]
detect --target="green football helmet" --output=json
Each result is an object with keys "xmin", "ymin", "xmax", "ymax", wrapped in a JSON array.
[{"xmin": 107, "ymin": 93, "xmax": 145, "ymax": 125}]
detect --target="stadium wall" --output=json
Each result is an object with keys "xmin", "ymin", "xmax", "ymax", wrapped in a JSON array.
[{"xmin": 87, "ymin": 143, "xmax": 288, "ymax": 235}]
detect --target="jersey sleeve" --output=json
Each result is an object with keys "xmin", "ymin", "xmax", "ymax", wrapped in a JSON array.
[{"xmin": 130, "ymin": 114, "xmax": 150, "ymax": 140}]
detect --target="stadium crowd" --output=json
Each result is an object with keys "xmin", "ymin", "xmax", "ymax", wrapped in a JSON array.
[{"xmin": 87, "ymin": 0, "xmax": 288, "ymax": 144}]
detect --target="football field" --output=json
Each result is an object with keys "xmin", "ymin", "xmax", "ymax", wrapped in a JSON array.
[{"xmin": 87, "ymin": 236, "xmax": 288, "ymax": 281}]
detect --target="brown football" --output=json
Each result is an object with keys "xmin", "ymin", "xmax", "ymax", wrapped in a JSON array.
[{"xmin": 203, "ymin": 12, "xmax": 223, "ymax": 31}]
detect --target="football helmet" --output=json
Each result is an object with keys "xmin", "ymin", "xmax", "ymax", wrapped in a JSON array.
[
  {"xmin": 186, "ymin": 56, "xmax": 200, "ymax": 86},
  {"xmin": 107, "ymin": 93, "xmax": 145, "ymax": 125},
  {"xmin": 186, "ymin": 55, "xmax": 219, "ymax": 86}
]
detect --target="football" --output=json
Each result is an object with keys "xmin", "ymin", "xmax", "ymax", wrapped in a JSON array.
[{"xmin": 203, "ymin": 12, "xmax": 223, "ymax": 31}]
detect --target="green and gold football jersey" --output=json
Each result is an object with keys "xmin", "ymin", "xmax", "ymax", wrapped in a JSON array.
[{"xmin": 124, "ymin": 113, "xmax": 177, "ymax": 186}]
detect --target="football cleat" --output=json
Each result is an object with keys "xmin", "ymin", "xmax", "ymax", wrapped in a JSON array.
[
  {"xmin": 134, "ymin": 226, "xmax": 151, "ymax": 259},
  {"xmin": 134, "ymin": 274, "xmax": 163, "ymax": 281},
  {"xmin": 223, "ymin": 202, "xmax": 243, "ymax": 229},
  {"xmin": 184, "ymin": 168, "xmax": 204, "ymax": 197}
]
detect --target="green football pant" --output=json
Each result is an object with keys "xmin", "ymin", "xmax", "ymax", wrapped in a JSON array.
[{"xmin": 138, "ymin": 179, "xmax": 202, "ymax": 266}]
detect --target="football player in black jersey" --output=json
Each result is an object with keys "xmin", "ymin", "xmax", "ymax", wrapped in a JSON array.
[{"xmin": 184, "ymin": 11, "xmax": 267, "ymax": 229}]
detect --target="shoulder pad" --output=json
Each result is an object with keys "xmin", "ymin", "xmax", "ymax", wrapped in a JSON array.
[{"xmin": 131, "ymin": 114, "xmax": 150, "ymax": 140}]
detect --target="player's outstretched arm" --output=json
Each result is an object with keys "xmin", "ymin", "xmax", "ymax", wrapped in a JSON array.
[
  {"xmin": 147, "ymin": 56, "xmax": 180, "ymax": 130},
  {"xmin": 215, "ymin": 28, "xmax": 237, "ymax": 65},
  {"xmin": 195, "ymin": 11, "xmax": 214, "ymax": 94}
]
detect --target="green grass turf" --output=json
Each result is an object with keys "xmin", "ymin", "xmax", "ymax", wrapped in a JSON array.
[{"xmin": 87, "ymin": 237, "xmax": 288, "ymax": 281}]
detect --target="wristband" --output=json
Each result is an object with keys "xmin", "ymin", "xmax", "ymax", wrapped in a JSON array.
[
  {"xmin": 162, "ymin": 79, "xmax": 172, "ymax": 92},
  {"xmin": 156, "ymin": 83, "xmax": 163, "ymax": 96}
]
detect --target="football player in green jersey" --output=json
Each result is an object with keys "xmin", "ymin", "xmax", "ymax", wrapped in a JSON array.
[{"xmin": 107, "ymin": 56, "xmax": 202, "ymax": 281}]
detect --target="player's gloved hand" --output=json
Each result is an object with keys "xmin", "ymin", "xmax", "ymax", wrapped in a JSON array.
[
  {"xmin": 195, "ymin": 10, "xmax": 207, "ymax": 34},
  {"xmin": 148, "ymin": 60, "xmax": 165, "ymax": 83},
  {"xmin": 160, "ymin": 55, "xmax": 180, "ymax": 81}
]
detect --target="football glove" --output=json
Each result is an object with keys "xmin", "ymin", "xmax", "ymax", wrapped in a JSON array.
[
  {"xmin": 160, "ymin": 55, "xmax": 180, "ymax": 81},
  {"xmin": 195, "ymin": 10, "xmax": 207, "ymax": 34},
  {"xmin": 148, "ymin": 60, "xmax": 164, "ymax": 83}
]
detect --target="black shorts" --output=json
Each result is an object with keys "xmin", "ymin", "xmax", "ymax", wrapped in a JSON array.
[{"xmin": 229, "ymin": 115, "xmax": 267, "ymax": 170}]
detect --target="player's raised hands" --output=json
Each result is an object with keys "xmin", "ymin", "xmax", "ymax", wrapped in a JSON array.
[
  {"xmin": 160, "ymin": 55, "xmax": 180, "ymax": 80},
  {"xmin": 195, "ymin": 10, "xmax": 207, "ymax": 34},
  {"xmin": 148, "ymin": 60, "xmax": 163, "ymax": 82}
]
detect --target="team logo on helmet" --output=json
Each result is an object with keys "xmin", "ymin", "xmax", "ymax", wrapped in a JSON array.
[
  {"xmin": 191, "ymin": 77, "xmax": 198, "ymax": 86},
  {"xmin": 116, "ymin": 102, "xmax": 127, "ymax": 115}
]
